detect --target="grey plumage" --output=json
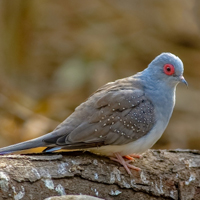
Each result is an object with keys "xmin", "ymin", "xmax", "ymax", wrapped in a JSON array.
[{"xmin": 0, "ymin": 52, "xmax": 187, "ymax": 157}]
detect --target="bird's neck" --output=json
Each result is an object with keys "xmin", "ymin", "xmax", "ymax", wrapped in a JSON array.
[{"xmin": 137, "ymin": 70, "xmax": 177, "ymax": 124}]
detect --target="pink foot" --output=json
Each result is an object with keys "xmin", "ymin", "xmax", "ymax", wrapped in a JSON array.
[
  {"xmin": 124, "ymin": 154, "xmax": 141, "ymax": 160},
  {"xmin": 110, "ymin": 153, "xmax": 141, "ymax": 175},
  {"xmin": 129, "ymin": 154, "xmax": 141, "ymax": 159}
]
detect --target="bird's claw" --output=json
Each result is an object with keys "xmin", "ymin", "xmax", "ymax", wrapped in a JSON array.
[{"xmin": 110, "ymin": 152, "xmax": 141, "ymax": 175}]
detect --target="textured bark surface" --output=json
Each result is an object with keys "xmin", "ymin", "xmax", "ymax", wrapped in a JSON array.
[{"xmin": 0, "ymin": 149, "xmax": 200, "ymax": 200}]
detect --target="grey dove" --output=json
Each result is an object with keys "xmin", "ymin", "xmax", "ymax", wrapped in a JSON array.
[{"xmin": 0, "ymin": 52, "xmax": 187, "ymax": 174}]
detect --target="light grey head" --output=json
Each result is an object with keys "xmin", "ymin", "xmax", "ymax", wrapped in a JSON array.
[{"xmin": 145, "ymin": 53, "xmax": 188, "ymax": 87}]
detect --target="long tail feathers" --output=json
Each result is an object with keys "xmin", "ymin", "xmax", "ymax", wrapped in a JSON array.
[
  {"xmin": 0, "ymin": 127, "xmax": 71, "ymax": 154},
  {"xmin": 0, "ymin": 137, "xmax": 46, "ymax": 155}
]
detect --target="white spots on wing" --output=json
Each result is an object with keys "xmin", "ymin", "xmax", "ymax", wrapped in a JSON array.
[
  {"xmin": 96, "ymin": 95, "xmax": 154, "ymax": 141},
  {"xmin": 12, "ymin": 186, "xmax": 25, "ymax": 200},
  {"xmin": 0, "ymin": 171, "xmax": 10, "ymax": 192}
]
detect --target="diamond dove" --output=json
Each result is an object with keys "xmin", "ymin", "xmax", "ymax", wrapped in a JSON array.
[{"xmin": 0, "ymin": 52, "xmax": 187, "ymax": 174}]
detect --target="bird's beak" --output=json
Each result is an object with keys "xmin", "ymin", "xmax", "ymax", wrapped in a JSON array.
[{"xmin": 179, "ymin": 76, "xmax": 188, "ymax": 86}]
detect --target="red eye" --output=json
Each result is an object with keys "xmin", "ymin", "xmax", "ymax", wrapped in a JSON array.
[{"xmin": 163, "ymin": 64, "xmax": 175, "ymax": 76}]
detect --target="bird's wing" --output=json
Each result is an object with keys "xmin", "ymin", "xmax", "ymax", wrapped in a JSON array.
[
  {"xmin": 43, "ymin": 86, "xmax": 156, "ymax": 151},
  {"xmin": 0, "ymin": 78, "xmax": 156, "ymax": 154}
]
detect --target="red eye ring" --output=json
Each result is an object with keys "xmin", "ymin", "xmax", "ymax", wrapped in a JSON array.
[{"xmin": 163, "ymin": 64, "xmax": 175, "ymax": 76}]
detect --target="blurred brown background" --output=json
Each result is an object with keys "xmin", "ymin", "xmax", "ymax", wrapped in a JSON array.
[{"xmin": 0, "ymin": 0, "xmax": 199, "ymax": 152}]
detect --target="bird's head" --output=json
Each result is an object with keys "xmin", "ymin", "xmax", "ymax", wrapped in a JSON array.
[{"xmin": 147, "ymin": 53, "xmax": 188, "ymax": 87}]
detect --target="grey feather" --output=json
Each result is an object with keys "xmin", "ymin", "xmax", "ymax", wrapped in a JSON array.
[{"xmin": 0, "ymin": 52, "xmax": 187, "ymax": 155}]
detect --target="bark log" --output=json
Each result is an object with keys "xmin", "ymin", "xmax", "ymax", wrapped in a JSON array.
[{"xmin": 0, "ymin": 149, "xmax": 200, "ymax": 200}]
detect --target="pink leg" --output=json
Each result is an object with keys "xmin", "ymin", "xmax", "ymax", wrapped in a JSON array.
[
  {"xmin": 129, "ymin": 154, "xmax": 141, "ymax": 158},
  {"xmin": 110, "ymin": 153, "xmax": 141, "ymax": 175},
  {"xmin": 124, "ymin": 154, "xmax": 141, "ymax": 160}
]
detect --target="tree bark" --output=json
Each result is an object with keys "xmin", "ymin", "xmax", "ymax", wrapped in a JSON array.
[{"xmin": 0, "ymin": 149, "xmax": 199, "ymax": 200}]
